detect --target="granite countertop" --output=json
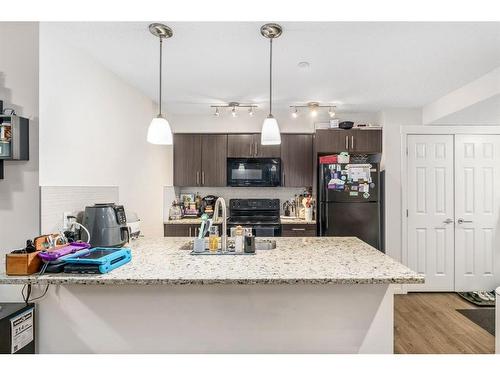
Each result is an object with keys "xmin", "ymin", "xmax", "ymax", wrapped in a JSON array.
[{"xmin": 0, "ymin": 237, "xmax": 423, "ymax": 286}]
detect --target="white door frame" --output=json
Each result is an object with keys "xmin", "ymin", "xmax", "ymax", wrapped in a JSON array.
[{"xmin": 401, "ymin": 126, "xmax": 500, "ymax": 272}]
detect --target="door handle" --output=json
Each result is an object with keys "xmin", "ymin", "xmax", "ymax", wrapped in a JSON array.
[
  {"xmin": 255, "ymin": 142, "xmax": 258, "ymax": 156},
  {"xmin": 351, "ymin": 135, "xmax": 354, "ymax": 149},
  {"xmin": 196, "ymin": 171, "xmax": 200, "ymax": 185},
  {"xmin": 202, "ymin": 171, "xmax": 205, "ymax": 185},
  {"xmin": 457, "ymin": 218, "xmax": 473, "ymax": 224},
  {"xmin": 443, "ymin": 218, "xmax": 454, "ymax": 224},
  {"xmin": 283, "ymin": 173, "xmax": 286, "ymax": 186},
  {"xmin": 291, "ymin": 228, "xmax": 306, "ymax": 231},
  {"xmin": 250, "ymin": 142, "xmax": 253, "ymax": 156},
  {"xmin": 345, "ymin": 135, "xmax": 349, "ymax": 149},
  {"xmin": 189, "ymin": 227, "xmax": 192, "ymax": 237}
]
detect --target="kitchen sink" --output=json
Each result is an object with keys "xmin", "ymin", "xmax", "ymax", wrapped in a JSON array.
[{"xmin": 180, "ymin": 239, "xmax": 276, "ymax": 252}]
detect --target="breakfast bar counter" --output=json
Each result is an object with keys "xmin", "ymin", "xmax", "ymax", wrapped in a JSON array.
[
  {"xmin": 0, "ymin": 237, "xmax": 422, "ymax": 286},
  {"xmin": 0, "ymin": 237, "xmax": 423, "ymax": 354}
]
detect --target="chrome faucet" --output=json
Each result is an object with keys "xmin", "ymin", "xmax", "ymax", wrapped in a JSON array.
[{"xmin": 212, "ymin": 197, "xmax": 228, "ymax": 252}]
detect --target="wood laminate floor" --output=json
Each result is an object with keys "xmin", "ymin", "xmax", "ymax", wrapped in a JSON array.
[{"xmin": 394, "ymin": 292, "xmax": 495, "ymax": 354}]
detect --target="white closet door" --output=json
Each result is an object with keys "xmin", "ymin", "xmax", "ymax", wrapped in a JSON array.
[
  {"xmin": 455, "ymin": 135, "xmax": 500, "ymax": 292},
  {"xmin": 407, "ymin": 135, "xmax": 455, "ymax": 291}
]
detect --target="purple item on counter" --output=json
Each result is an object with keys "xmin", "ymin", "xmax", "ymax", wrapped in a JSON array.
[{"xmin": 38, "ymin": 242, "xmax": 91, "ymax": 262}]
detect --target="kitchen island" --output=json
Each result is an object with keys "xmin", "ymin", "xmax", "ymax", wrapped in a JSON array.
[{"xmin": 0, "ymin": 237, "xmax": 423, "ymax": 353}]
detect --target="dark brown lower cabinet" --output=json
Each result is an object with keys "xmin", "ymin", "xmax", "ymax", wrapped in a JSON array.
[
  {"xmin": 281, "ymin": 224, "xmax": 317, "ymax": 237},
  {"xmin": 164, "ymin": 223, "xmax": 221, "ymax": 237}
]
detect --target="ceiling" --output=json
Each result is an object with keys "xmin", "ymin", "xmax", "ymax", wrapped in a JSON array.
[{"xmin": 45, "ymin": 22, "xmax": 500, "ymax": 115}]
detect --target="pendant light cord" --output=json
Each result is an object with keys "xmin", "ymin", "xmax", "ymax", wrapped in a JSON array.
[
  {"xmin": 159, "ymin": 37, "xmax": 163, "ymax": 116},
  {"xmin": 269, "ymin": 38, "xmax": 273, "ymax": 116}
]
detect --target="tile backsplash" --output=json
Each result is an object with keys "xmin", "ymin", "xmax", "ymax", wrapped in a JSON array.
[
  {"xmin": 165, "ymin": 186, "xmax": 307, "ymax": 217},
  {"xmin": 40, "ymin": 186, "xmax": 119, "ymax": 233}
]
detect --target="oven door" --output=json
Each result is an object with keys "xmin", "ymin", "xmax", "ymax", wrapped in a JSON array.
[{"xmin": 227, "ymin": 158, "xmax": 281, "ymax": 187}]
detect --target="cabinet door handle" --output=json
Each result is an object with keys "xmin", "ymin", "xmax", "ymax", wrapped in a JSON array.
[
  {"xmin": 345, "ymin": 135, "xmax": 349, "ymax": 149},
  {"xmin": 189, "ymin": 227, "xmax": 192, "ymax": 237},
  {"xmin": 457, "ymin": 218, "xmax": 473, "ymax": 224},
  {"xmin": 249, "ymin": 142, "xmax": 253, "ymax": 156},
  {"xmin": 291, "ymin": 228, "xmax": 306, "ymax": 231},
  {"xmin": 351, "ymin": 135, "xmax": 354, "ymax": 149},
  {"xmin": 283, "ymin": 173, "xmax": 286, "ymax": 186},
  {"xmin": 196, "ymin": 171, "xmax": 200, "ymax": 185},
  {"xmin": 255, "ymin": 142, "xmax": 258, "ymax": 156},
  {"xmin": 202, "ymin": 171, "xmax": 205, "ymax": 185}
]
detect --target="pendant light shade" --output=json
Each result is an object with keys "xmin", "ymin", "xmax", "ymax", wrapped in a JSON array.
[
  {"xmin": 261, "ymin": 115, "xmax": 281, "ymax": 145},
  {"xmin": 260, "ymin": 23, "xmax": 282, "ymax": 145},
  {"xmin": 147, "ymin": 23, "xmax": 173, "ymax": 145},
  {"xmin": 147, "ymin": 116, "xmax": 173, "ymax": 145}
]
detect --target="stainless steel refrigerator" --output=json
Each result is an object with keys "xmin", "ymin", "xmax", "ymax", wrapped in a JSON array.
[{"xmin": 317, "ymin": 154, "xmax": 382, "ymax": 250}]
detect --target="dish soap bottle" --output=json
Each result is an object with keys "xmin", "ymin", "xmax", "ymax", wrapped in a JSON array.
[{"xmin": 208, "ymin": 226, "xmax": 219, "ymax": 253}]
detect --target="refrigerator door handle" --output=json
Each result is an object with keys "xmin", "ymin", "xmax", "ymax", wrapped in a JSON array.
[{"xmin": 325, "ymin": 202, "xmax": 329, "ymax": 231}]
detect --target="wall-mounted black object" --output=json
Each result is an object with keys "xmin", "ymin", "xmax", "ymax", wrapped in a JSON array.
[
  {"xmin": 0, "ymin": 303, "xmax": 36, "ymax": 354},
  {"xmin": 0, "ymin": 100, "xmax": 30, "ymax": 179},
  {"xmin": 0, "ymin": 115, "xmax": 29, "ymax": 160}
]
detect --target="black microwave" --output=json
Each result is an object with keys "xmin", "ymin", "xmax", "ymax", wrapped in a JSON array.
[{"xmin": 227, "ymin": 158, "xmax": 281, "ymax": 187}]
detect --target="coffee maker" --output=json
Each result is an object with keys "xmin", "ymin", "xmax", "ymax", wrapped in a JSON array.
[{"xmin": 82, "ymin": 203, "xmax": 129, "ymax": 247}]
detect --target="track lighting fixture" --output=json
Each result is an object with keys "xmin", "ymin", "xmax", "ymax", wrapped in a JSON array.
[
  {"xmin": 289, "ymin": 103, "xmax": 337, "ymax": 119},
  {"xmin": 210, "ymin": 102, "xmax": 257, "ymax": 118}
]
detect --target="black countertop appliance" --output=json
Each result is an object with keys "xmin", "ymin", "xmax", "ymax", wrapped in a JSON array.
[{"xmin": 317, "ymin": 154, "xmax": 382, "ymax": 250}]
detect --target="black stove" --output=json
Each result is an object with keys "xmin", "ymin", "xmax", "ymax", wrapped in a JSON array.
[{"xmin": 228, "ymin": 199, "xmax": 281, "ymax": 236}]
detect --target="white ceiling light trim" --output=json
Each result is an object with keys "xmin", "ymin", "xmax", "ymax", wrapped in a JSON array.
[
  {"xmin": 260, "ymin": 23, "xmax": 282, "ymax": 146},
  {"xmin": 147, "ymin": 23, "xmax": 173, "ymax": 145}
]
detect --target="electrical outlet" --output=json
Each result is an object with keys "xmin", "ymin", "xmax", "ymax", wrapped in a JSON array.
[{"xmin": 63, "ymin": 211, "xmax": 72, "ymax": 230}]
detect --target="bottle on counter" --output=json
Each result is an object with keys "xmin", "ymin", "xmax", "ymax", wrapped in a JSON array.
[
  {"xmin": 208, "ymin": 226, "xmax": 219, "ymax": 252},
  {"xmin": 234, "ymin": 225, "xmax": 244, "ymax": 253}
]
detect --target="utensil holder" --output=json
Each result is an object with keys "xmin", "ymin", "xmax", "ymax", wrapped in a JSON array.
[{"xmin": 193, "ymin": 238, "xmax": 205, "ymax": 253}]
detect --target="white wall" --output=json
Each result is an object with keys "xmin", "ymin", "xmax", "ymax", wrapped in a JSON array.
[
  {"xmin": 429, "ymin": 94, "xmax": 500, "ymax": 125},
  {"xmin": 378, "ymin": 109, "xmax": 422, "ymax": 261},
  {"xmin": 423, "ymin": 66, "xmax": 500, "ymax": 125},
  {"xmin": 39, "ymin": 23, "xmax": 171, "ymax": 236},
  {"xmin": 0, "ymin": 22, "xmax": 39, "ymax": 301}
]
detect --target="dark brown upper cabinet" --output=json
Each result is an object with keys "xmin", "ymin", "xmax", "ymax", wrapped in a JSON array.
[
  {"xmin": 173, "ymin": 134, "xmax": 227, "ymax": 187},
  {"xmin": 173, "ymin": 134, "xmax": 202, "ymax": 186},
  {"xmin": 201, "ymin": 134, "xmax": 227, "ymax": 186},
  {"xmin": 315, "ymin": 129, "xmax": 382, "ymax": 154},
  {"xmin": 227, "ymin": 134, "xmax": 255, "ymax": 158},
  {"xmin": 227, "ymin": 134, "xmax": 280, "ymax": 158},
  {"xmin": 281, "ymin": 134, "xmax": 313, "ymax": 187}
]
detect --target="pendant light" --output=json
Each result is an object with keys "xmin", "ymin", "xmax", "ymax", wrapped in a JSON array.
[
  {"xmin": 260, "ymin": 23, "xmax": 282, "ymax": 145},
  {"xmin": 147, "ymin": 23, "xmax": 173, "ymax": 145}
]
